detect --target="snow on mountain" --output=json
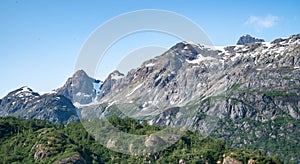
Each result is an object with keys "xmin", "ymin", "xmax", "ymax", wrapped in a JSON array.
[
  {"xmin": 1, "ymin": 34, "xmax": 300, "ymax": 161},
  {"xmin": 88, "ymin": 34, "xmax": 300, "ymax": 125}
]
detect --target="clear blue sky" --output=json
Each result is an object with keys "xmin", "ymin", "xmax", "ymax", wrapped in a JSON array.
[{"xmin": 1, "ymin": 0, "xmax": 299, "ymax": 97}]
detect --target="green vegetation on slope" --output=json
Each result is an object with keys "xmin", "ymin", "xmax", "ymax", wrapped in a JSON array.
[{"xmin": 0, "ymin": 116, "xmax": 282, "ymax": 164}]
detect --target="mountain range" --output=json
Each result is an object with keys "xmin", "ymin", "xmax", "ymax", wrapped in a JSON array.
[{"xmin": 0, "ymin": 34, "xmax": 299, "ymax": 163}]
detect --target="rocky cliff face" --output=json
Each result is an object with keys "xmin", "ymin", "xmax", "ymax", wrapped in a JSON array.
[{"xmin": 237, "ymin": 34, "xmax": 265, "ymax": 45}]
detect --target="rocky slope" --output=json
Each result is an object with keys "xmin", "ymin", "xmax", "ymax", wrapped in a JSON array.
[
  {"xmin": 82, "ymin": 34, "xmax": 300, "ymax": 163},
  {"xmin": 95, "ymin": 34, "xmax": 300, "ymax": 121}
]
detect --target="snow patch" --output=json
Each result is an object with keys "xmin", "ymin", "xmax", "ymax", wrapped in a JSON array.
[
  {"xmin": 182, "ymin": 41, "xmax": 198, "ymax": 46},
  {"xmin": 145, "ymin": 63, "xmax": 155, "ymax": 67},
  {"xmin": 76, "ymin": 92, "xmax": 91, "ymax": 97},
  {"xmin": 142, "ymin": 101, "xmax": 153, "ymax": 108},
  {"xmin": 111, "ymin": 73, "xmax": 123, "ymax": 80},
  {"xmin": 127, "ymin": 83, "xmax": 143, "ymax": 96},
  {"xmin": 83, "ymin": 94, "xmax": 91, "ymax": 97},
  {"xmin": 107, "ymin": 101, "xmax": 116, "ymax": 109},
  {"xmin": 40, "ymin": 90, "xmax": 57, "ymax": 95},
  {"xmin": 74, "ymin": 101, "xmax": 101, "ymax": 108},
  {"xmin": 14, "ymin": 87, "xmax": 32, "ymax": 96},
  {"xmin": 204, "ymin": 45, "xmax": 225, "ymax": 52},
  {"xmin": 22, "ymin": 87, "xmax": 31, "ymax": 92},
  {"xmin": 262, "ymin": 42, "xmax": 272, "ymax": 48},
  {"xmin": 93, "ymin": 82, "xmax": 101, "ymax": 94},
  {"xmin": 186, "ymin": 54, "xmax": 216, "ymax": 64}
]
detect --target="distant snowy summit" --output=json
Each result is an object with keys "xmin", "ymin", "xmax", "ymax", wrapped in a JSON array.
[{"xmin": 236, "ymin": 34, "xmax": 265, "ymax": 45}]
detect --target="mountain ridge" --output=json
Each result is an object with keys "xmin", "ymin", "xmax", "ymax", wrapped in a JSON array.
[{"xmin": 1, "ymin": 34, "xmax": 300, "ymax": 162}]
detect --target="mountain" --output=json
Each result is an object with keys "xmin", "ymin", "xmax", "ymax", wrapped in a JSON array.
[
  {"xmin": 0, "ymin": 87, "xmax": 78, "ymax": 124},
  {"xmin": 0, "ymin": 33, "xmax": 300, "ymax": 162},
  {"xmin": 0, "ymin": 70, "xmax": 103, "ymax": 124},
  {"xmin": 237, "ymin": 34, "xmax": 265, "ymax": 45},
  {"xmin": 97, "ymin": 70, "xmax": 124, "ymax": 100},
  {"xmin": 56, "ymin": 69, "xmax": 102, "ymax": 104},
  {"xmin": 82, "ymin": 34, "xmax": 300, "ymax": 163},
  {"xmin": 95, "ymin": 34, "xmax": 300, "ymax": 121}
]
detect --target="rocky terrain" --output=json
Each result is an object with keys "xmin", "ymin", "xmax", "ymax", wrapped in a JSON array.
[
  {"xmin": 93, "ymin": 34, "xmax": 300, "ymax": 124},
  {"xmin": 82, "ymin": 34, "xmax": 300, "ymax": 163}
]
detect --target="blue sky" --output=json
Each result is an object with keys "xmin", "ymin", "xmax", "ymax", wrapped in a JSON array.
[{"xmin": 0, "ymin": 0, "xmax": 299, "ymax": 97}]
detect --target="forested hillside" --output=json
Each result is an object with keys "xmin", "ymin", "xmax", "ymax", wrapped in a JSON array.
[{"xmin": 0, "ymin": 116, "xmax": 282, "ymax": 164}]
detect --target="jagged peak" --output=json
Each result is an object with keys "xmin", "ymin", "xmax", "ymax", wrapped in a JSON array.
[{"xmin": 237, "ymin": 34, "xmax": 265, "ymax": 45}]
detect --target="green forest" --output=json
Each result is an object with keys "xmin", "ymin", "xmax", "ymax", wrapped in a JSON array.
[{"xmin": 0, "ymin": 116, "xmax": 282, "ymax": 164}]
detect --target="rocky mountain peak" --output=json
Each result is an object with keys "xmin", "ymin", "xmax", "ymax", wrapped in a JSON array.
[
  {"xmin": 9, "ymin": 86, "xmax": 39, "ymax": 97},
  {"xmin": 168, "ymin": 41, "xmax": 222, "ymax": 63},
  {"xmin": 72, "ymin": 69, "xmax": 89, "ymax": 79},
  {"xmin": 236, "ymin": 34, "xmax": 265, "ymax": 45},
  {"xmin": 3, "ymin": 86, "xmax": 40, "ymax": 105},
  {"xmin": 56, "ymin": 70, "xmax": 100, "ymax": 105},
  {"xmin": 170, "ymin": 42, "xmax": 199, "ymax": 60},
  {"xmin": 96, "ymin": 70, "xmax": 124, "ymax": 100}
]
